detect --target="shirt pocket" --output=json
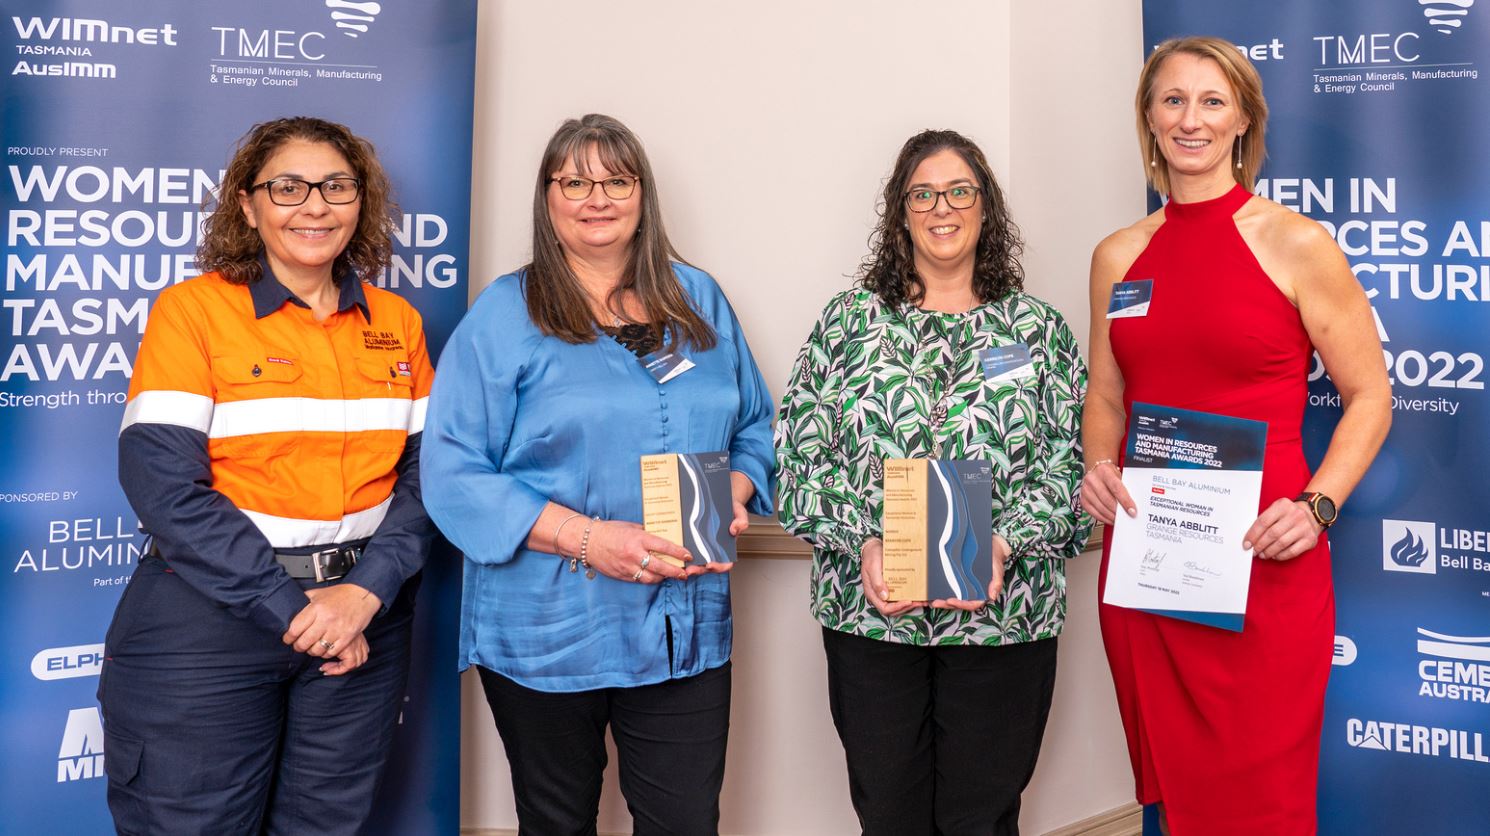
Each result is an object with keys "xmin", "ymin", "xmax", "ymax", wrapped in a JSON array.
[
  {"xmin": 208, "ymin": 353, "xmax": 305, "ymax": 458},
  {"xmin": 353, "ymin": 355, "xmax": 416, "ymax": 452}
]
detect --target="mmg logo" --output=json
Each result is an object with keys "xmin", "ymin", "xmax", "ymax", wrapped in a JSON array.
[{"xmin": 57, "ymin": 707, "xmax": 104, "ymax": 782}]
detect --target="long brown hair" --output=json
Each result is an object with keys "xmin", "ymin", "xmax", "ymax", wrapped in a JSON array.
[
  {"xmin": 1136, "ymin": 36, "xmax": 1269, "ymax": 194},
  {"xmin": 525, "ymin": 114, "xmax": 715, "ymax": 350},
  {"xmin": 198, "ymin": 116, "xmax": 398, "ymax": 285},
  {"xmin": 859, "ymin": 129, "xmax": 1024, "ymax": 307}
]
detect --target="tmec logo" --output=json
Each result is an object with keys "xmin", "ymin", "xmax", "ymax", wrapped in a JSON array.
[
  {"xmin": 1419, "ymin": 1, "xmax": 1476, "ymax": 35},
  {"xmin": 1383, "ymin": 519, "xmax": 1436, "ymax": 574},
  {"xmin": 58, "ymin": 708, "xmax": 104, "ymax": 783},
  {"xmin": 326, "ymin": 0, "xmax": 381, "ymax": 38}
]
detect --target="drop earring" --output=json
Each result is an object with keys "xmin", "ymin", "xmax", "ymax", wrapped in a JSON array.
[
  {"xmin": 1235, "ymin": 135, "xmax": 1244, "ymax": 169},
  {"xmin": 1150, "ymin": 134, "xmax": 1158, "ymax": 168}
]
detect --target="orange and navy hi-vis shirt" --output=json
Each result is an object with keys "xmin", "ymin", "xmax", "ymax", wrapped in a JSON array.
[{"xmin": 118, "ymin": 268, "xmax": 436, "ymax": 635}]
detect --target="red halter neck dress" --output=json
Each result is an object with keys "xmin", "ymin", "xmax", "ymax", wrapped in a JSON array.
[{"xmin": 1100, "ymin": 184, "xmax": 1333, "ymax": 835}]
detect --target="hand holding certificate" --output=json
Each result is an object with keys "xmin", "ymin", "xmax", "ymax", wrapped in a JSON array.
[{"xmin": 1103, "ymin": 403, "xmax": 1267, "ymax": 631}]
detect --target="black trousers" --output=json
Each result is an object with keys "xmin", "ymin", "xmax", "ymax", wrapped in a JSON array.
[
  {"xmin": 477, "ymin": 661, "xmax": 731, "ymax": 836},
  {"xmin": 822, "ymin": 627, "xmax": 1059, "ymax": 836}
]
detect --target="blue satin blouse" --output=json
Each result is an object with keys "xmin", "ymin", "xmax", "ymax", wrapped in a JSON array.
[{"xmin": 422, "ymin": 264, "xmax": 775, "ymax": 691}]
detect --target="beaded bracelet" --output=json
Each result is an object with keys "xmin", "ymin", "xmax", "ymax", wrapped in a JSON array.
[
  {"xmin": 578, "ymin": 517, "xmax": 600, "ymax": 580},
  {"xmin": 1086, "ymin": 458, "xmax": 1116, "ymax": 474}
]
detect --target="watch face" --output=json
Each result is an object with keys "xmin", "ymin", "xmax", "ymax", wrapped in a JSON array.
[{"xmin": 1316, "ymin": 495, "xmax": 1338, "ymax": 523}]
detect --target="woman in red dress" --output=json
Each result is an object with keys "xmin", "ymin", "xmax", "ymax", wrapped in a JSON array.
[{"xmin": 1080, "ymin": 37, "xmax": 1392, "ymax": 835}]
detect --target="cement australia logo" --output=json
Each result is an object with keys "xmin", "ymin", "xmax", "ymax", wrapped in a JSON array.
[
  {"xmin": 325, "ymin": 0, "xmax": 381, "ymax": 38},
  {"xmin": 1419, "ymin": 0, "xmax": 1476, "ymax": 34},
  {"xmin": 1417, "ymin": 628, "xmax": 1490, "ymax": 704},
  {"xmin": 1384, "ymin": 519, "xmax": 1436, "ymax": 574},
  {"xmin": 57, "ymin": 707, "xmax": 104, "ymax": 782}
]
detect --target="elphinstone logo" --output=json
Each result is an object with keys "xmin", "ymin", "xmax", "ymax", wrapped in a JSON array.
[{"xmin": 1383, "ymin": 519, "xmax": 1436, "ymax": 574}]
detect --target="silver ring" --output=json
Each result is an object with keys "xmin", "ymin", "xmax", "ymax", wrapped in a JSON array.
[
  {"xmin": 639, "ymin": 554, "xmax": 652, "ymax": 570},
  {"xmin": 631, "ymin": 568, "xmax": 645, "ymax": 581},
  {"xmin": 319, "ymin": 639, "xmax": 335, "ymax": 651}
]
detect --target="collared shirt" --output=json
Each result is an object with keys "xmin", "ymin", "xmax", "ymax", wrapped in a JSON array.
[
  {"xmin": 776, "ymin": 288, "xmax": 1091, "ymax": 646},
  {"xmin": 422, "ymin": 264, "xmax": 776, "ymax": 692},
  {"xmin": 118, "ymin": 264, "xmax": 436, "ymax": 634}
]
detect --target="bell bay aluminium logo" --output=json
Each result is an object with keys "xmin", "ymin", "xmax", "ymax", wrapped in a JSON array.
[
  {"xmin": 57, "ymin": 707, "xmax": 104, "ymax": 782},
  {"xmin": 1419, "ymin": 0, "xmax": 1476, "ymax": 35},
  {"xmin": 326, "ymin": 0, "xmax": 381, "ymax": 38},
  {"xmin": 1384, "ymin": 519, "xmax": 1436, "ymax": 574}
]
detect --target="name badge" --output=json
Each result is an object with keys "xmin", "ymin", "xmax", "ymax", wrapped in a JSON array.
[
  {"xmin": 1107, "ymin": 279, "xmax": 1153, "ymax": 319},
  {"xmin": 641, "ymin": 348, "xmax": 695, "ymax": 383},
  {"xmin": 979, "ymin": 343, "xmax": 1035, "ymax": 383}
]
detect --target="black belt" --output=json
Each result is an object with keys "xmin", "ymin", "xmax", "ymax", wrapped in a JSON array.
[
  {"xmin": 146, "ymin": 540, "xmax": 363, "ymax": 582},
  {"xmin": 276, "ymin": 545, "xmax": 363, "ymax": 582}
]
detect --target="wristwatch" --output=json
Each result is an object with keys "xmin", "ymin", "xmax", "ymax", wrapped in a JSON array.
[{"xmin": 1294, "ymin": 492, "xmax": 1338, "ymax": 529}]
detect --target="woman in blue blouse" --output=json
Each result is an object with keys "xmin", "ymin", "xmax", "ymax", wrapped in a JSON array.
[{"xmin": 422, "ymin": 114, "xmax": 775, "ymax": 834}]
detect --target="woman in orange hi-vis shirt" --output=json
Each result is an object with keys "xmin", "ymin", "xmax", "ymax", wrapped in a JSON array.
[{"xmin": 98, "ymin": 117, "xmax": 436, "ymax": 835}]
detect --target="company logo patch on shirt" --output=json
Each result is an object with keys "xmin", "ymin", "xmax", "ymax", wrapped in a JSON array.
[
  {"xmin": 396, "ymin": 361, "xmax": 412, "ymax": 377},
  {"xmin": 361, "ymin": 330, "xmax": 404, "ymax": 351},
  {"xmin": 265, "ymin": 356, "xmax": 294, "ymax": 366}
]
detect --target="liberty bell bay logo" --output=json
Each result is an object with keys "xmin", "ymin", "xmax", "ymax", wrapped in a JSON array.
[
  {"xmin": 1419, "ymin": 0, "xmax": 1476, "ymax": 34},
  {"xmin": 1384, "ymin": 519, "xmax": 1436, "ymax": 574},
  {"xmin": 57, "ymin": 707, "xmax": 104, "ymax": 782},
  {"xmin": 325, "ymin": 0, "xmax": 381, "ymax": 38}
]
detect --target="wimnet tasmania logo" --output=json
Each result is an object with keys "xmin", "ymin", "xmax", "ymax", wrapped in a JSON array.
[
  {"xmin": 1383, "ymin": 519, "xmax": 1436, "ymax": 574},
  {"xmin": 1418, "ymin": 0, "xmax": 1476, "ymax": 35},
  {"xmin": 325, "ymin": 0, "xmax": 381, "ymax": 38}
]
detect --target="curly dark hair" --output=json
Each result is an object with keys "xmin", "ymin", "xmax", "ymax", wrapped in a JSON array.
[
  {"xmin": 858, "ymin": 130, "xmax": 1024, "ymax": 307},
  {"xmin": 197, "ymin": 116, "xmax": 398, "ymax": 285}
]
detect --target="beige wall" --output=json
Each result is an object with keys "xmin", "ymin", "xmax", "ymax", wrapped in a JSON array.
[{"xmin": 462, "ymin": 1, "xmax": 1145, "ymax": 833}]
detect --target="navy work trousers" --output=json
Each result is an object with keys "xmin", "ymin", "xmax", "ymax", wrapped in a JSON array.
[
  {"xmin": 97, "ymin": 555, "xmax": 415, "ymax": 835},
  {"xmin": 477, "ymin": 661, "xmax": 732, "ymax": 836},
  {"xmin": 822, "ymin": 628, "xmax": 1059, "ymax": 836}
]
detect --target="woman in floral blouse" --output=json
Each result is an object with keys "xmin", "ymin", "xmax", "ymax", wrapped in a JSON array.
[{"xmin": 775, "ymin": 129, "xmax": 1090, "ymax": 835}]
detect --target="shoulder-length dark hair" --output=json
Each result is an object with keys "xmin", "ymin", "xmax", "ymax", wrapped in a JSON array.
[
  {"xmin": 525, "ymin": 113, "xmax": 715, "ymax": 350},
  {"xmin": 858, "ymin": 129, "xmax": 1024, "ymax": 307},
  {"xmin": 198, "ymin": 116, "xmax": 398, "ymax": 285}
]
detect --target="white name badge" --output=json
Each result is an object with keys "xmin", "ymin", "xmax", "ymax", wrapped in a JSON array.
[{"xmin": 1107, "ymin": 279, "xmax": 1153, "ymax": 319}]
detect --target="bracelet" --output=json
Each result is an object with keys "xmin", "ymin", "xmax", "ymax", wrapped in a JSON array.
[
  {"xmin": 1086, "ymin": 458, "xmax": 1116, "ymax": 474},
  {"xmin": 578, "ymin": 517, "xmax": 600, "ymax": 580},
  {"xmin": 552, "ymin": 512, "xmax": 583, "ymax": 559}
]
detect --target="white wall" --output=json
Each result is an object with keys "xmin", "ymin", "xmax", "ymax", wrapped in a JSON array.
[{"xmin": 462, "ymin": 2, "xmax": 1145, "ymax": 833}]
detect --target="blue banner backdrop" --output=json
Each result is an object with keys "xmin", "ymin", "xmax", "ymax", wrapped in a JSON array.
[
  {"xmin": 0, "ymin": 1, "xmax": 475, "ymax": 832},
  {"xmin": 1141, "ymin": 2, "xmax": 1488, "ymax": 834}
]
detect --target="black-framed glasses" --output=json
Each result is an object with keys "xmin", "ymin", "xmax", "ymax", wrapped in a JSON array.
[
  {"xmin": 251, "ymin": 177, "xmax": 361, "ymax": 206},
  {"xmin": 548, "ymin": 174, "xmax": 640, "ymax": 201},
  {"xmin": 905, "ymin": 184, "xmax": 981, "ymax": 213}
]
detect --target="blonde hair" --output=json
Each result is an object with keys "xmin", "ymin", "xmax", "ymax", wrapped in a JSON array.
[{"xmin": 1136, "ymin": 36, "xmax": 1268, "ymax": 195}]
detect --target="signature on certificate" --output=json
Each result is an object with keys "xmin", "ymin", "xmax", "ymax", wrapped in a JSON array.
[
  {"xmin": 1184, "ymin": 561, "xmax": 1222, "ymax": 578},
  {"xmin": 1141, "ymin": 549, "xmax": 1167, "ymax": 571}
]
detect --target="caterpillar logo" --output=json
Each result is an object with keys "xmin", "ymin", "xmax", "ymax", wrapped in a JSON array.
[
  {"xmin": 325, "ymin": 0, "xmax": 381, "ymax": 38},
  {"xmin": 57, "ymin": 707, "xmax": 105, "ymax": 783},
  {"xmin": 1419, "ymin": 0, "xmax": 1476, "ymax": 35}
]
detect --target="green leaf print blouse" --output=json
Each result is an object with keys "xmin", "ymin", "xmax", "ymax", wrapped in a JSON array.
[{"xmin": 775, "ymin": 288, "xmax": 1092, "ymax": 646}]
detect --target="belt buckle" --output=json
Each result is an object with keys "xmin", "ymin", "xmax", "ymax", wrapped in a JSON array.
[{"xmin": 310, "ymin": 546, "xmax": 342, "ymax": 583}]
